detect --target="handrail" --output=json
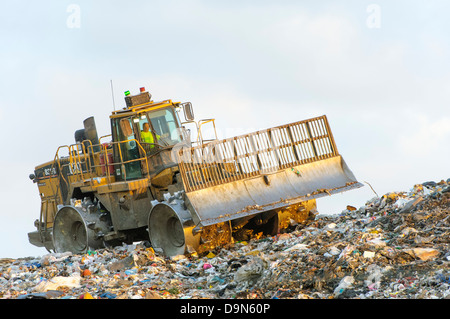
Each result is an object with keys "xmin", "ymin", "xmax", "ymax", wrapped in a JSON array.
[
  {"xmin": 99, "ymin": 134, "xmax": 112, "ymax": 144},
  {"xmin": 84, "ymin": 138, "xmax": 150, "ymax": 184},
  {"xmin": 47, "ymin": 138, "xmax": 151, "ymax": 196},
  {"xmin": 197, "ymin": 118, "xmax": 218, "ymax": 145}
]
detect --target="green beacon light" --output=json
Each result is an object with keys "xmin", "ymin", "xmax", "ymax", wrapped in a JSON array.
[{"xmin": 124, "ymin": 90, "xmax": 131, "ymax": 96}]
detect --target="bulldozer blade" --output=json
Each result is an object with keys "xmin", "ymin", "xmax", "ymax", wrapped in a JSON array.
[
  {"xmin": 175, "ymin": 115, "xmax": 363, "ymax": 227},
  {"xmin": 185, "ymin": 155, "xmax": 361, "ymax": 226}
]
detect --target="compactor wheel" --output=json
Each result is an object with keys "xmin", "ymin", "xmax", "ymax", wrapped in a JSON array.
[
  {"xmin": 148, "ymin": 201, "xmax": 200, "ymax": 257},
  {"xmin": 53, "ymin": 204, "xmax": 110, "ymax": 254}
]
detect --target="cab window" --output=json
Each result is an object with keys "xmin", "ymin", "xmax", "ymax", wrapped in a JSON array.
[
  {"xmin": 133, "ymin": 114, "xmax": 149, "ymax": 136},
  {"xmin": 148, "ymin": 108, "xmax": 182, "ymax": 144},
  {"xmin": 112, "ymin": 117, "xmax": 142, "ymax": 180}
]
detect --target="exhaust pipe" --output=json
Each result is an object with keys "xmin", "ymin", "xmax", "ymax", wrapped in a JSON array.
[{"xmin": 83, "ymin": 117, "xmax": 100, "ymax": 153}]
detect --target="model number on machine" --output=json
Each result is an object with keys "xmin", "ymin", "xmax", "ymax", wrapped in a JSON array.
[{"xmin": 43, "ymin": 167, "xmax": 57, "ymax": 176}]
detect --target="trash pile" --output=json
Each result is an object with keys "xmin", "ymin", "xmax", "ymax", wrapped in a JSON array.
[{"xmin": 1, "ymin": 179, "xmax": 449, "ymax": 299}]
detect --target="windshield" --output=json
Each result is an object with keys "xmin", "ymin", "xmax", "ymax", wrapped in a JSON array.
[{"xmin": 145, "ymin": 107, "xmax": 182, "ymax": 146}]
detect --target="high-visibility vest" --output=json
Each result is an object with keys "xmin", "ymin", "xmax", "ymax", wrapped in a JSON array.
[{"xmin": 141, "ymin": 131, "xmax": 159, "ymax": 147}]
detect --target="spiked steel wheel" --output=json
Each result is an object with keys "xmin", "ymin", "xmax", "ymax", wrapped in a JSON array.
[{"xmin": 53, "ymin": 204, "xmax": 112, "ymax": 254}]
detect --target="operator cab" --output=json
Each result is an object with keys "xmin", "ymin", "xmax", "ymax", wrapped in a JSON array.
[{"xmin": 110, "ymin": 87, "xmax": 193, "ymax": 181}]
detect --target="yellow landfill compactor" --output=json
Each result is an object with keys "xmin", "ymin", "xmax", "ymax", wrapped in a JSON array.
[{"xmin": 28, "ymin": 87, "xmax": 363, "ymax": 256}]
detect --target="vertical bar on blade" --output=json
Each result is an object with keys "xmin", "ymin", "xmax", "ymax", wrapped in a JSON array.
[
  {"xmin": 267, "ymin": 128, "xmax": 283, "ymax": 170},
  {"xmin": 279, "ymin": 128, "xmax": 291, "ymax": 167},
  {"xmin": 224, "ymin": 139, "xmax": 238, "ymax": 182},
  {"xmin": 176, "ymin": 149, "xmax": 190, "ymax": 192},
  {"xmin": 235, "ymin": 137, "xmax": 249, "ymax": 176},
  {"xmin": 298, "ymin": 123, "xmax": 313, "ymax": 162},
  {"xmin": 314, "ymin": 118, "xmax": 328, "ymax": 155},
  {"xmin": 200, "ymin": 145, "xmax": 214, "ymax": 188},
  {"xmin": 301, "ymin": 123, "xmax": 313, "ymax": 162},
  {"xmin": 246, "ymin": 134, "xmax": 260, "ymax": 175},
  {"xmin": 235, "ymin": 137, "xmax": 250, "ymax": 176},
  {"xmin": 323, "ymin": 115, "xmax": 338, "ymax": 156},
  {"xmin": 284, "ymin": 127, "xmax": 296, "ymax": 165},
  {"xmin": 286, "ymin": 125, "xmax": 300, "ymax": 164},
  {"xmin": 310, "ymin": 119, "xmax": 325, "ymax": 159},
  {"xmin": 318, "ymin": 118, "xmax": 332, "ymax": 156},
  {"xmin": 194, "ymin": 148, "xmax": 208, "ymax": 189},
  {"xmin": 272, "ymin": 128, "xmax": 287, "ymax": 167},
  {"xmin": 184, "ymin": 149, "xmax": 196, "ymax": 192},
  {"xmin": 317, "ymin": 118, "xmax": 330, "ymax": 156},
  {"xmin": 205, "ymin": 143, "xmax": 220, "ymax": 186},
  {"xmin": 305, "ymin": 121, "xmax": 318, "ymax": 159},
  {"xmin": 292, "ymin": 123, "xmax": 308, "ymax": 163},
  {"xmin": 215, "ymin": 142, "xmax": 231, "ymax": 184},
  {"xmin": 249, "ymin": 133, "xmax": 263, "ymax": 173},
  {"xmin": 232, "ymin": 137, "xmax": 244, "ymax": 178}
]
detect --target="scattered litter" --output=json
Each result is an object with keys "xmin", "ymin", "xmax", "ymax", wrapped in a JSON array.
[{"xmin": 1, "ymin": 179, "xmax": 449, "ymax": 299}]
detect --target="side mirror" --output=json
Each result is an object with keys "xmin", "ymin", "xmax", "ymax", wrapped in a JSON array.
[{"xmin": 181, "ymin": 102, "xmax": 194, "ymax": 121}]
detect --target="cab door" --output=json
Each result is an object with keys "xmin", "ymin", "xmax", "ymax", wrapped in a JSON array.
[{"xmin": 111, "ymin": 116, "xmax": 143, "ymax": 181}]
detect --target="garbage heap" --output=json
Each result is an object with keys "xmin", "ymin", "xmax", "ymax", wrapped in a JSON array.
[{"xmin": 1, "ymin": 179, "xmax": 450, "ymax": 299}]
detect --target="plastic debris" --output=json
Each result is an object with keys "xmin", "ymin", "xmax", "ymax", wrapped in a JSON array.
[
  {"xmin": 79, "ymin": 292, "xmax": 94, "ymax": 299},
  {"xmin": 0, "ymin": 178, "xmax": 449, "ymax": 299},
  {"xmin": 34, "ymin": 276, "xmax": 81, "ymax": 292},
  {"xmin": 334, "ymin": 276, "xmax": 354, "ymax": 297}
]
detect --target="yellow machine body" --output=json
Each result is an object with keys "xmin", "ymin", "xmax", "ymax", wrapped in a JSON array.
[{"xmin": 28, "ymin": 88, "xmax": 362, "ymax": 256}]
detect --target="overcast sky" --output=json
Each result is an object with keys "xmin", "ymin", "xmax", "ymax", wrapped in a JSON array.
[{"xmin": 1, "ymin": 1, "xmax": 449, "ymax": 258}]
